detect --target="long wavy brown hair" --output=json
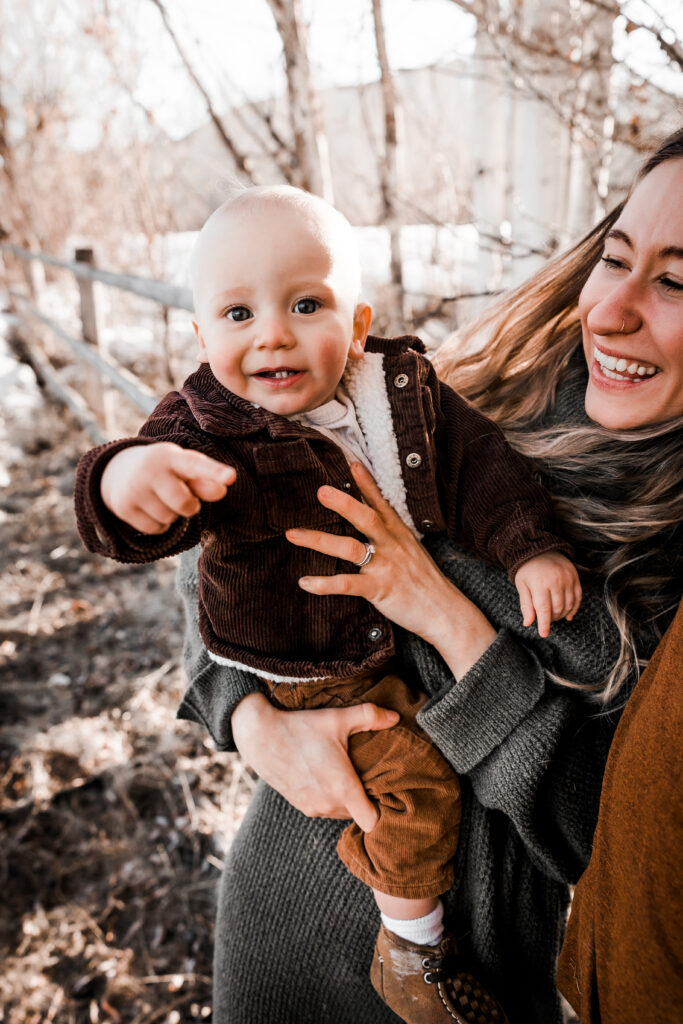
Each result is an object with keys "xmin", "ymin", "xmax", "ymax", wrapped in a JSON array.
[{"xmin": 433, "ymin": 128, "xmax": 683, "ymax": 703}]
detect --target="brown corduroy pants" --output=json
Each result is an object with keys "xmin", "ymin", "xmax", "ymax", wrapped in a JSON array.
[{"xmin": 266, "ymin": 662, "xmax": 461, "ymax": 899}]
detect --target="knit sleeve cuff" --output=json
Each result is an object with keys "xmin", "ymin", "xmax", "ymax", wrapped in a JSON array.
[
  {"xmin": 176, "ymin": 666, "xmax": 264, "ymax": 752},
  {"xmin": 416, "ymin": 629, "xmax": 547, "ymax": 773}
]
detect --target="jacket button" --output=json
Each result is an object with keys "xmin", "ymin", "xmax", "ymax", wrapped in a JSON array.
[
  {"xmin": 406, "ymin": 452, "xmax": 422, "ymax": 468},
  {"xmin": 368, "ymin": 627, "xmax": 382, "ymax": 641},
  {"xmin": 343, "ymin": 481, "xmax": 352, "ymax": 490},
  {"xmin": 421, "ymin": 519, "xmax": 434, "ymax": 529},
  {"xmin": 394, "ymin": 373, "xmax": 409, "ymax": 389}
]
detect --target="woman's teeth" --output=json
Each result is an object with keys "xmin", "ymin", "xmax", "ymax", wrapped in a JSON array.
[{"xmin": 594, "ymin": 347, "xmax": 659, "ymax": 381}]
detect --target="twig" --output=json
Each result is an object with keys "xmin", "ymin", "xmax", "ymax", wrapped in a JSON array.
[
  {"xmin": 27, "ymin": 571, "xmax": 60, "ymax": 635},
  {"xmin": 178, "ymin": 770, "xmax": 198, "ymax": 832}
]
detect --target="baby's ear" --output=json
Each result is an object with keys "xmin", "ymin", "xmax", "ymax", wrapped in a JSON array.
[
  {"xmin": 349, "ymin": 303, "xmax": 372, "ymax": 361},
  {"xmin": 192, "ymin": 320, "xmax": 209, "ymax": 364}
]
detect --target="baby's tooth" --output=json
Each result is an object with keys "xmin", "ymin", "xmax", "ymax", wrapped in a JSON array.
[
  {"xmin": 616, "ymin": 358, "xmax": 628, "ymax": 372},
  {"xmin": 627, "ymin": 363, "xmax": 637, "ymax": 374},
  {"xmin": 647, "ymin": 366, "xmax": 656, "ymax": 375},
  {"xmin": 637, "ymin": 366, "xmax": 646, "ymax": 376}
]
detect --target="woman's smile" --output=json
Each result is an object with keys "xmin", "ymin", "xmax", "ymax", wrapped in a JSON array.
[{"xmin": 591, "ymin": 344, "xmax": 660, "ymax": 383}]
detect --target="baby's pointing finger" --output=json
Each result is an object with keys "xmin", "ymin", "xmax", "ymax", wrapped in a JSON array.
[
  {"xmin": 187, "ymin": 474, "xmax": 235, "ymax": 503},
  {"xmin": 169, "ymin": 447, "xmax": 235, "ymax": 489}
]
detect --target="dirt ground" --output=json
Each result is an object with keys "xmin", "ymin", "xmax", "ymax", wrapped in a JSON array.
[{"xmin": 0, "ymin": 376, "xmax": 255, "ymax": 1023}]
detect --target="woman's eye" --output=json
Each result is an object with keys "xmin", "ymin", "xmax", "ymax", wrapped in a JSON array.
[
  {"xmin": 659, "ymin": 274, "xmax": 683, "ymax": 294},
  {"xmin": 293, "ymin": 298, "xmax": 320, "ymax": 315},
  {"xmin": 600, "ymin": 255, "xmax": 628, "ymax": 271},
  {"xmin": 225, "ymin": 306, "xmax": 252, "ymax": 322}
]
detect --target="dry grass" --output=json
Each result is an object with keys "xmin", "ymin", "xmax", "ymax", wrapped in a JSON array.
[{"xmin": 0, "ymin": 393, "xmax": 255, "ymax": 1023}]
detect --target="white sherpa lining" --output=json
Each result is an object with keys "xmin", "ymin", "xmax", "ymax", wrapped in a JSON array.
[
  {"xmin": 343, "ymin": 352, "xmax": 420, "ymax": 538},
  {"xmin": 208, "ymin": 651, "xmax": 331, "ymax": 683}
]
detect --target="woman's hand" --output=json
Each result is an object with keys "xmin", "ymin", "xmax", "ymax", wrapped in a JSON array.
[
  {"xmin": 286, "ymin": 462, "xmax": 497, "ymax": 679},
  {"xmin": 231, "ymin": 691, "xmax": 399, "ymax": 832}
]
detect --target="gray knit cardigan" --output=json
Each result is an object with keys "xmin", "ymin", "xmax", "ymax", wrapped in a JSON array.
[{"xmin": 174, "ymin": 366, "xmax": 638, "ymax": 1024}]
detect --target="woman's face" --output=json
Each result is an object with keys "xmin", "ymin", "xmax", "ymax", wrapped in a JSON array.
[{"xmin": 579, "ymin": 158, "xmax": 683, "ymax": 429}]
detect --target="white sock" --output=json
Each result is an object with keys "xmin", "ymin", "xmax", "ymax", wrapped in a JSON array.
[{"xmin": 381, "ymin": 901, "xmax": 444, "ymax": 947}]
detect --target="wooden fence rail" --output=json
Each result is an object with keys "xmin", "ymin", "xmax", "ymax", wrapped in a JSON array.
[
  {"xmin": 2, "ymin": 243, "xmax": 193, "ymax": 311},
  {"xmin": 1, "ymin": 242, "xmax": 192, "ymax": 441}
]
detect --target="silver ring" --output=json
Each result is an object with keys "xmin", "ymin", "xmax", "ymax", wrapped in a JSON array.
[
  {"xmin": 619, "ymin": 318, "xmax": 625, "ymax": 333},
  {"xmin": 355, "ymin": 542, "xmax": 375, "ymax": 568}
]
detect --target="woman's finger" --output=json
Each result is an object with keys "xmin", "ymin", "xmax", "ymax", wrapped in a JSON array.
[
  {"xmin": 348, "ymin": 461, "xmax": 398, "ymax": 517},
  {"xmin": 286, "ymin": 527, "xmax": 369, "ymax": 566},
  {"xmin": 315, "ymin": 483, "xmax": 384, "ymax": 539},
  {"xmin": 299, "ymin": 572, "xmax": 367, "ymax": 597},
  {"xmin": 343, "ymin": 775, "xmax": 379, "ymax": 833},
  {"xmin": 342, "ymin": 702, "xmax": 400, "ymax": 737}
]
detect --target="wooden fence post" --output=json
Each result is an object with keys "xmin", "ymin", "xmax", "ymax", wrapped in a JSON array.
[{"xmin": 75, "ymin": 247, "xmax": 107, "ymax": 428}]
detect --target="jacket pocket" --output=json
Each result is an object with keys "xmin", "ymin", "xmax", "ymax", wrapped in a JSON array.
[{"xmin": 253, "ymin": 439, "xmax": 340, "ymax": 532}]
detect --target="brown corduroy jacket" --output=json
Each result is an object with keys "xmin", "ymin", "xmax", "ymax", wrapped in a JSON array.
[
  {"xmin": 557, "ymin": 598, "xmax": 683, "ymax": 1023},
  {"xmin": 75, "ymin": 335, "xmax": 571, "ymax": 680}
]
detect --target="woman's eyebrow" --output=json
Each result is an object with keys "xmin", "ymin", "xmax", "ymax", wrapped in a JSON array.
[
  {"xmin": 605, "ymin": 228, "xmax": 632, "ymax": 247},
  {"xmin": 660, "ymin": 245, "xmax": 683, "ymax": 260},
  {"xmin": 606, "ymin": 228, "xmax": 683, "ymax": 261}
]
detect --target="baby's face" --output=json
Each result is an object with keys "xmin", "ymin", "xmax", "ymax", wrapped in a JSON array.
[{"xmin": 192, "ymin": 203, "xmax": 370, "ymax": 415}]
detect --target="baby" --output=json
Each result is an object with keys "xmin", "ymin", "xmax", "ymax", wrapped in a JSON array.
[{"xmin": 75, "ymin": 186, "xmax": 581, "ymax": 1024}]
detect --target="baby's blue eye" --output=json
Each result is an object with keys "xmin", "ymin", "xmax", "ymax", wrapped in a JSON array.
[
  {"xmin": 226, "ymin": 305, "xmax": 252, "ymax": 322},
  {"xmin": 293, "ymin": 298, "xmax": 320, "ymax": 314}
]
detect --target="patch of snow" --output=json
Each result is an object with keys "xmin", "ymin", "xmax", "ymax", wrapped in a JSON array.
[{"xmin": 0, "ymin": 314, "xmax": 45, "ymax": 486}]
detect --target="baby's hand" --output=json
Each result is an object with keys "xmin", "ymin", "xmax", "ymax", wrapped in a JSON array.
[
  {"xmin": 514, "ymin": 551, "xmax": 582, "ymax": 638},
  {"xmin": 100, "ymin": 442, "xmax": 236, "ymax": 534}
]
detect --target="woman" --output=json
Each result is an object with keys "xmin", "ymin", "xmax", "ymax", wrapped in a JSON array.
[{"xmin": 177, "ymin": 129, "xmax": 683, "ymax": 1024}]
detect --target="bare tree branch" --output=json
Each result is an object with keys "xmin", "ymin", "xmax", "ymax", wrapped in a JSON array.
[
  {"xmin": 410, "ymin": 290, "xmax": 503, "ymax": 328},
  {"xmin": 371, "ymin": 0, "xmax": 405, "ymax": 324},
  {"xmin": 585, "ymin": 0, "xmax": 683, "ymax": 70},
  {"xmin": 147, "ymin": 0, "xmax": 257, "ymax": 182},
  {"xmin": 265, "ymin": 0, "xmax": 334, "ymax": 199}
]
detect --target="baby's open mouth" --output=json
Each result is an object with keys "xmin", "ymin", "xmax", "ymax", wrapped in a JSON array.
[
  {"xmin": 594, "ymin": 346, "xmax": 661, "ymax": 382},
  {"xmin": 253, "ymin": 368, "xmax": 302, "ymax": 380}
]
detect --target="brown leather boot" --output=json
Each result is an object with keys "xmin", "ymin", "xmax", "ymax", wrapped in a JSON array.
[{"xmin": 370, "ymin": 923, "xmax": 509, "ymax": 1024}]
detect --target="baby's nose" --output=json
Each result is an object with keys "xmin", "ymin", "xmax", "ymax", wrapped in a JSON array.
[{"xmin": 257, "ymin": 315, "xmax": 295, "ymax": 348}]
